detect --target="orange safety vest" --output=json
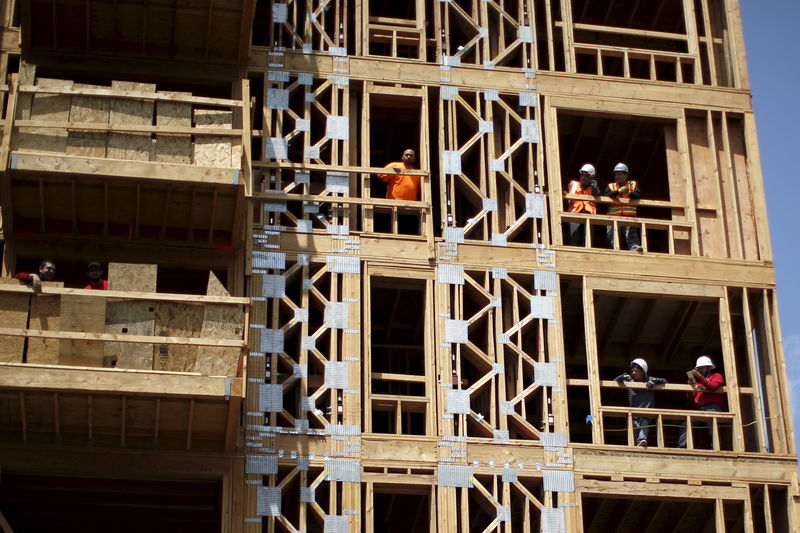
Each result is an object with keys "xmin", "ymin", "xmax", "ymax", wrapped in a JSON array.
[
  {"xmin": 567, "ymin": 180, "xmax": 597, "ymax": 214},
  {"xmin": 607, "ymin": 180, "xmax": 638, "ymax": 216}
]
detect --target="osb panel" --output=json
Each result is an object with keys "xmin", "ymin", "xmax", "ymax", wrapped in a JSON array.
[
  {"xmin": 14, "ymin": 78, "xmax": 73, "ymax": 154},
  {"xmin": 107, "ymin": 262, "xmax": 157, "ymax": 292},
  {"xmin": 196, "ymin": 272, "xmax": 242, "ymax": 377},
  {"xmin": 104, "ymin": 263, "xmax": 157, "ymax": 369},
  {"xmin": 687, "ymin": 116, "xmax": 726, "ymax": 258},
  {"xmin": 153, "ymin": 302, "xmax": 204, "ymax": 372},
  {"xmin": 154, "ymin": 92, "xmax": 192, "ymax": 164},
  {"xmin": 665, "ymin": 125, "xmax": 691, "ymax": 255},
  {"xmin": 728, "ymin": 118, "xmax": 760, "ymax": 261},
  {"xmin": 107, "ymin": 81, "xmax": 155, "ymax": 161},
  {"xmin": 59, "ymin": 294, "xmax": 106, "ymax": 367},
  {"xmin": 105, "ymin": 301, "xmax": 155, "ymax": 370},
  {"xmin": 66, "ymin": 83, "xmax": 110, "ymax": 158},
  {"xmin": 25, "ymin": 281, "xmax": 64, "ymax": 364},
  {"xmin": 193, "ymin": 109, "xmax": 233, "ymax": 168},
  {"xmin": 0, "ymin": 279, "xmax": 30, "ymax": 363}
]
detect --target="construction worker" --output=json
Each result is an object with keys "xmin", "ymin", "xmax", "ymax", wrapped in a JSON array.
[
  {"xmin": 678, "ymin": 355, "xmax": 725, "ymax": 448},
  {"xmin": 565, "ymin": 163, "xmax": 600, "ymax": 246},
  {"xmin": 604, "ymin": 162, "xmax": 642, "ymax": 252},
  {"xmin": 377, "ymin": 149, "xmax": 419, "ymax": 201},
  {"xmin": 84, "ymin": 261, "xmax": 109, "ymax": 290},
  {"xmin": 15, "ymin": 259, "xmax": 56, "ymax": 291},
  {"xmin": 614, "ymin": 358, "xmax": 667, "ymax": 448}
]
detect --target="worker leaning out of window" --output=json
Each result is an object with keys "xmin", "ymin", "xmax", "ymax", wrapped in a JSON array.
[{"xmin": 377, "ymin": 149, "xmax": 419, "ymax": 201}]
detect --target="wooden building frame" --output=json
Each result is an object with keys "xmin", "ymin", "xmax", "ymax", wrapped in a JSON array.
[{"xmin": 0, "ymin": 0, "xmax": 795, "ymax": 531}]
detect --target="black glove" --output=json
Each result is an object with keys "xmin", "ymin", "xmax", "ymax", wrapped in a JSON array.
[{"xmin": 615, "ymin": 373, "xmax": 631, "ymax": 383}]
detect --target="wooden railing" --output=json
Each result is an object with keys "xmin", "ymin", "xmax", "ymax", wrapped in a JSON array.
[
  {"xmin": 3, "ymin": 76, "xmax": 250, "ymax": 190},
  {"xmin": 366, "ymin": 16, "xmax": 427, "ymax": 60},
  {"xmin": 564, "ymin": 21, "xmax": 699, "ymax": 83},
  {"xmin": 599, "ymin": 405, "xmax": 735, "ymax": 451},
  {"xmin": 0, "ymin": 283, "xmax": 249, "ymax": 377},
  {"xmin": 253, "ymin": 161, "xmax": 433, "ymax": 242},
  {"xmin": 562, "ymin": 194, "xmax": 695, "ymax": 255}
]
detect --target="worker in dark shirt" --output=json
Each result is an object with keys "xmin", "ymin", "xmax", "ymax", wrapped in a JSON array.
[{"xmin": 615, "ymin": 357, "xmax": 667, "ymax": 448}]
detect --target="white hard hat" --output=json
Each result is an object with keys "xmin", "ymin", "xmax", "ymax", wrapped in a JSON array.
[
  {"xmin": 695, "ymin": 355, "xmax": 715, "ymax": 369},
  {"xmin": 580, "ymin": 163, "xmax": 596, "ymax": 176},
  {"xmin": 631, "ymin": 358, "xmax": 648, "ymax": 375},
  {"xmin": 613, "ymin": 162, "xmax": 629, "ymax": 173}
]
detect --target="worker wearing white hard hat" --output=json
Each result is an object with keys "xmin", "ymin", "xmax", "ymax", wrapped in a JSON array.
[
  {"xmin": 565, "ymin": 163, "xmax": 600, "ymax": 246},
  {"xmin": 678, "ymin": 354, "xmax": 725, "ymax": 448},
  {"xmin": 604, "ymin": 162, "xmax": 643, "ymax": 252},
  {"xmin": 614, "ymin": 357, "xmax": 667, "ymax": 448}
]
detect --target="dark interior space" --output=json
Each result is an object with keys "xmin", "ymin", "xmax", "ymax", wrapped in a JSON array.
[
  {"xmin": 370, "ymin": 276, "xmax": 428, "ymax": 435},
  {"xmin": 558, "ymin": 112, "xmax": 670, "ymax": 204},
  {"xmin": 370, "ymin": 487, "xmax": 430, "ymax": 533},
  {"xmin": 370, "ymin": 277, "xmax": 426, "ymax": 380},
  {"xmin": 0, "ymin": 473, "xmax": 222, "ymax": 533},
  {"xmin": 582, "ymin": 495, "xmax": 717, "ymax": 533},
  {"xmin": 571, "ymin": 0, "xmax": 687, "ymax": 35}
]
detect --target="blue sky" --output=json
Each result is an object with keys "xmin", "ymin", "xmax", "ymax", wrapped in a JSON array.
[{"xmin": 740, "ymin": 0, "xmax": 800, "ymax": 454}]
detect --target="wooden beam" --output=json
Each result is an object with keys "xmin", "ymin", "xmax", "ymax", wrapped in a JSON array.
[
  {"xmin": 0, "ymin": 284, "xmax": 249, "ymax": 305},
  {"xmin": 10, "ymin": 153, "xmax": 241, "ymax": 186},
  {"xmin": 0, "ymin": 363, "xmax": 243, "ymax": 398},
  {"xmin": 0, "ymin": 324, "xmax": 244, "ymax": 347}
]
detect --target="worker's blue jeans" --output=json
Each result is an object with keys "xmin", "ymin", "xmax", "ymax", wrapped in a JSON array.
[{"xmin": 678, "ymin": 403, "xmax": 722, "ymax": 448}]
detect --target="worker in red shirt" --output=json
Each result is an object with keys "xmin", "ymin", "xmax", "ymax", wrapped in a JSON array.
[
  {"xmin": 378, "ymin": 149, "xmax": 419, "ymax": 201},
  {"xmin": 678, "ymin": 355, "xmax": 725, "ymax": 448},
  {"xmin": 84, "ymin": 261, "xmax": 109, "ymax": 290},
  {"xmin": 15, "ymin": 259, "xmax": 56, "ymax": 291}
]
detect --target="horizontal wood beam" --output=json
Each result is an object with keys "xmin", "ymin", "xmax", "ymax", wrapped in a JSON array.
[
  {"xmin": 0, "ymin": 363, "xmax": 243, "ymax": 398},
  {"xmin": 10, "ymin": 153, "xmax": 241, "ymax": 185},
  {"xmin": 584, "ymin": 277, "xmax": 725, "ymax": 298},
  {"xmin": 14, "ymin": 120, "xmax": 242, "ymax": 137},
  {"xmin": 254, "ymin": 160, "xmax": 429, "ymax": 176},
  {"xmin": 18, "ymin": 85, "xmax": 242, "ymax": 107},
  {"xmin": 0, "ymin": 327, "xmax": 245, "ymax": 347},
  {"xmin": 0, "ymin": 284, "xmax": 249, "ymax": 305},
  {"xmin": 253, "ymin": 191, "xmax": 430, "ymax": 209},
  {"xmin": 577, "ymin": 478, "xmax": 746, "ymax": 501}
]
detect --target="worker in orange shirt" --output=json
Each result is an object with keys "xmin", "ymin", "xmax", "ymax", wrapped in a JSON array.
[
  {"xmin": 378, "ymin": 149, "xmax": 419, "ymax": 201},
  {"xmin": 565, "ymin": 163, "xmax": 600, "ymax": 246}
]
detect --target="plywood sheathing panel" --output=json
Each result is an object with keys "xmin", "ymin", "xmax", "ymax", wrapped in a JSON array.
[
  {"xmin": 687, "ymin": 115, "xmax": 725, "ymax": 258},
  {"xmin": 727, "ymin": 117, "xmax": 760, "ymax": 261},
  {"xmin": 25, "ymin": 281, "xmax": 64, "ymax": 364},
  {"xmin": 104, "ymin": 263, "xmax": 157, "ymax": 369},
  {"xmin": 66, "ymin": 83, "xmax": 110, "ymax": 158},
  {"xmin": 154, "ymin": 92, "xmax": 192, "ymax": 164},
  {"xmin": 14, "ymin": 78, "xmax": 74, "ymax": 154},
  {"xmin": 196, "ymin": 271, "xmax": 242, "ymax": 377},
  {"xmin": 193, "ymin": 109, "xmax": 238, "ymax": 168},
  {"xmin": 107, "ymin": 263, "xmax": 157, "ymax": 293},
  {"xmin": 58, "ymin": 294, "xmax": 107, "ymax": 367},
  {"xmin": 0, "ymin": 278, "xmax": 30, "ymax": 362},
  {"xmin": 153, "ymin": 302, "xmax": 204, "ymax": 372},
  {"xmin": 107, "ymin": 81, "xmax": 155, "ymax": 161}
]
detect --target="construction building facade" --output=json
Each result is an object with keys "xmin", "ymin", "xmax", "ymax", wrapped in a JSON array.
[{"xmin": 0, "ymin": 0, "xmax": 796, "ymax": 531}]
